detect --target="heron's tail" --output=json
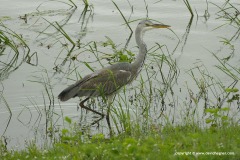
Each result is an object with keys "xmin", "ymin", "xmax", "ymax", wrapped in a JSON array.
[{"xmin": 58, "ymin": 83, "xmax": 79, "ymax": 101}]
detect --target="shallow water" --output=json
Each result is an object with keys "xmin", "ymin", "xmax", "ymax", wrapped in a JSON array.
[{"xmin": 0, "ymin": 0, "xmax": 239, "ymax": 149}]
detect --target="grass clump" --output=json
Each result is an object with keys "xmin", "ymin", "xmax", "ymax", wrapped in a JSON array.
[{"xmin": 1, "ymin": 120, "xmax": 239, "ymax": 160}]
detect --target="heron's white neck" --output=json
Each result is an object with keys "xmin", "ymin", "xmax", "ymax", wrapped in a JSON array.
[{"xmin": 131, "ymin": 26, "xmax": 147, "ymax": 75}]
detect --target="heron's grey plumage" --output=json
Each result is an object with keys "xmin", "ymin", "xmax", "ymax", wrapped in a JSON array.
[{"xmin": 58, "ymin": 20, "xmax": 170, "ymax": 102}]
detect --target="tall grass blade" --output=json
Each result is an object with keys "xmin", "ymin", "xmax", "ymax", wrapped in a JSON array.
[{"xmin": 183, "ymin": 0, "xmax": 194, "ymax": 17}]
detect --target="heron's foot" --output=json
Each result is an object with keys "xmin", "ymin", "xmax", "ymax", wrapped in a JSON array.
[
  {"xmin": 90, "ymin": 114, "xmax": 105, "ymax": 127},
  {"xmin": 106, "ymin": 113, "xmax": 114, "ymax": 137},
  {"xmin": 92, "ymin": 114, "xmax": 105, "ymax": 120}
]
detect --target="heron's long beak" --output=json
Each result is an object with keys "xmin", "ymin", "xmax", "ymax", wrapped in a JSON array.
[{"xmin": 151, "ymin": 24, "xmax": 170, "ymax": 28}]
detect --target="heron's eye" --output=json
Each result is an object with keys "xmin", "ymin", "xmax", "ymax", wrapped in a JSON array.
[{"xmin": 145, "ymin": 23, "xmax": 151, "ymax": 27}]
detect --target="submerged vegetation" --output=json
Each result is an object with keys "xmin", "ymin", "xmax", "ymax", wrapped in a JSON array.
[
  {"xmin": 0, "ymin": 0, "xmax": 239, "ymax": 159},
  {"xmin": 0, "ymin": 22, "xmax": 30, "ymax": 80}
]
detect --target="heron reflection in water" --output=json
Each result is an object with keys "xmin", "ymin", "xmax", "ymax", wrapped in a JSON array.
[{"xmin": 58, "ymin": 20, "xmax": 170, "ymax": 133}]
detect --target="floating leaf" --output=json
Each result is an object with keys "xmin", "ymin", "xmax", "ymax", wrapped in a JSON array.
[
  {"xmin": 220, "ymin": 107, "xmax": 230, "ymax": 111},
  {"xmin": 205, "ymin": 118, "xmax": 213, "ymax": 124},
  {"xmin": 225, "ymin": 88, "xmax": 239, "ymax": 93},
  {"xmin": 62, "ymin": 128, "xmax": 69, "ymax": 135},
  {"xmin": 205, "ymin": 108, "xmax": 219, "ymax": 114},
  {"xmin": 221, "ymin": 116, "xmax": 229, "ymax": 121},
  {"xmin": 65, "ymin": 116, "xmax": 72, "ymax": 124}
]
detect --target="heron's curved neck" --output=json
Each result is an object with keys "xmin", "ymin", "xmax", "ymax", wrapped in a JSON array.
[{"xmin": 131, "ymin": 27, "xmax": 147, "ymax": 74}]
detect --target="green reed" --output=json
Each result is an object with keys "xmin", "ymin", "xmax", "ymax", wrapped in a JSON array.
[{"xmin": 183, "ymin": 0, "xmax": 194, "ymax": 16}]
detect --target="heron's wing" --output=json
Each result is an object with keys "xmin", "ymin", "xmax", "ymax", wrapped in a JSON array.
[
  {"xmin": 77, "ymin": 69, "xmax": 132, "ymax": 97},
  {"xmin": 58, "ymin": 69, "xmax": 131, "ymax": 101},
  {"xmin": 58, "ymin": 73, "xmax": 95, "ymax": 101}
]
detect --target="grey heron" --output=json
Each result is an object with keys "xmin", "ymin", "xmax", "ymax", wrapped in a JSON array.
[{"xmin": 58, "ymin": 20, "xmax": 170, "ymax": 133}]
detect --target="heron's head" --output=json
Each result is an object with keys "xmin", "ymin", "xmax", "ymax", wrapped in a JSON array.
[{"xmin": 137, "ymin": 20, "xmax": 170, "ymax": 32}]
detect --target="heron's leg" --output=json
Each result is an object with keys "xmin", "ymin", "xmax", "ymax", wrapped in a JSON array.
[
  {"xmin": 106, "ymin": 95, "xmax": 115, "ymax": 136},
  {"xmin": 106, "ymin": 105, "xmax": 112, "ymax": 134},
  {"xmin": 80, "ymin": 97, "xmax": 105, "ymax": 117}
]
